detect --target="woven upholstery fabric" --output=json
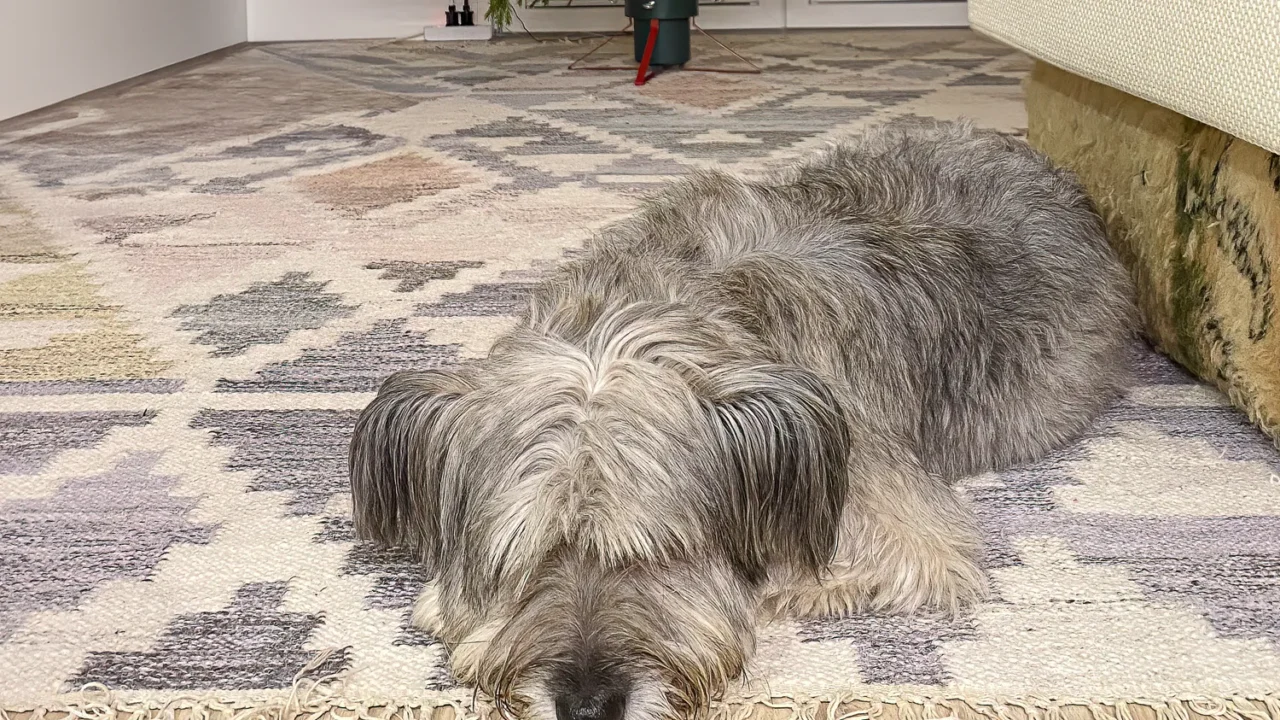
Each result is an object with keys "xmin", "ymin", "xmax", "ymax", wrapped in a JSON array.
[{"xmin": 968, "ymin": 0, "xmax": 1280, "ymax": 154}]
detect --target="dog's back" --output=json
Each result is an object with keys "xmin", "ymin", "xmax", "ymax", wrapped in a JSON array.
[{"xmin": 536, "ymin": 119, "xmax": 1136, "ymax": 479}]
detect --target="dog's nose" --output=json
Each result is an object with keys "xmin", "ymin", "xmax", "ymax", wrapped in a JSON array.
[{"xmin": 554, "ymin": 690, "xmax": 627, "ymax": 720}]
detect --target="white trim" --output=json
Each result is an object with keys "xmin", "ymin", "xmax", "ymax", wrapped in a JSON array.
[
  {"xmin": 784, "ymin": 0, "xmax": 967, "ymax": 28},
  {"xmin": 514, "ymin": 2, "xmax": 785, "ymax": 32},
  {"xmin": 240, "ymin": 0, "xmax": 965, "ymax": 41},
  {"xmin": 512, "ymin": 0, "xmax": 964, "ymax": 33},
  {"xmin": 248, "ymin": 0, "xmax": 488, "ymax": 41},
  {"xmin": 423, "ymin": 24, "xmax": 494, "ymax": 40}
]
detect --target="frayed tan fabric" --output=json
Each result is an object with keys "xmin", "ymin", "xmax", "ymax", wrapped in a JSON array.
[{"xmin": 1025, "ymin": 61, "xmax": 1280, "ymax": 447}]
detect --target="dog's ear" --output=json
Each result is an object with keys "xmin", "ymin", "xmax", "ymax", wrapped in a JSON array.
[
  {"xmin": 701, "ymin": 364, "xmax": 849, "ymax": 583},
  {"xmin": 349, "ymin": 369, "xmax": 473, "ymax": 570}
]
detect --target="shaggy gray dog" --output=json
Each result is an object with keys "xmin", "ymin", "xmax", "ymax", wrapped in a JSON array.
[{"xmin": 349, "ymin": 120, "xmax": 1136, "ymax": 720}]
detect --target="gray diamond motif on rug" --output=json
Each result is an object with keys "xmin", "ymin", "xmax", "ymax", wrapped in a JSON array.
[
  {"xmin": 215, "ymin": 319, "xmax": 462, "ymax": 393},
  {"xmin": 968, "ymin": 445, "xmax": 1086, "ymax": 569},
  {"xmin": 0, "ymin": 453, "xmax": 215, "ymax": 641},
  {"xmin": 980, "ymin": 513, "xmax": 1280, "ymax": 650},
  {"xmin": 807, "ymin": 58, "xmax": 896, "ymax": 71},
  {"xmin": 455, "ymin": 117, "xmax": 615, "ymax": 155},
  {"xmin": 416, "ymin": 282, "xmax": 537, "ymax": 318},
  {"xmin": 193, "ymin": 125, "xmax": 404, "ymax": 195},
  {"xmin": 171, "ymin": 272, "xmax": 356, "ymax": 357},
  {"xmin": 1130, "ymin": 344, "xmax": 1199, "ymax": 384},
  {"xmin": 191, "ymin": 409, "xmax": 357, "ymax": 515},
  {"xmin": 948, "ymin": 72, "xmax": 1022, "ymax": 87},
  {"xmin": 1106, "ymin": 404, "xmax": 1280, "ymax": 473},
  {"xmin": 823, "ymin": 90, "xmax": 930, "ymax": 106},
  {"xmin": 799, "ymin": 613, "xmax": 978, "ymax": 685},
  {"xmin": 537, "ymin": 93, "xmax": 885, "ymax": 160},
  {"xmin": 366, "ymin": 260, "xmax": 484, "ymax": 293},
  {"xmin": 430, "ymin": 117, "xmax": 627, "ymax": 196},
  {"xmin": 80, "ymin": 212, "xmax": 217, "ymax": 244},
  {"xmin": 968, "ymin": 424, "xmax": 1280, "ymax": 650},
  {"xmin": 0, "ymin": 410, "xmax": 154, "ymax": 475},
  {"xmin": 1120, "ymin": 555, "xmax": 1280, "ymax": 646},
  {"xmin": 343, "ymin": 536, "xmax": 432, "ymax": 613},
  {"xmin": 70, "ymin": 581, "xmax": 350, "ymax": 690}
]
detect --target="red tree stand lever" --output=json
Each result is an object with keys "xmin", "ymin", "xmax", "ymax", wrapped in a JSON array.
[
  {"xmin": 635, "ymin": 19, "xmax": 660, "ymax": 85},
  {"xmin": 565, "ymin": 0, "xmax": 761, "ymax": 85}
]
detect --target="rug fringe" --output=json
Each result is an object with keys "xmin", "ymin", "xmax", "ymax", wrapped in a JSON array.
[
  {"xmin": 4, "ymin": 651, "xmax": 1277, "ymax": 720},
  {"xmin": 4, "ymin": 688, "xmax": 1278, "ymax": 720}
]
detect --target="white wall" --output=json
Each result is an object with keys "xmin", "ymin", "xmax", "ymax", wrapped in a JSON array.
[
  {"xmin": 248, "ymin": 0, "xmax": 456, "ymax": 41},
  {"xmin": 0, "ymin": 0, "xmax": 248, "ymax": 122}
]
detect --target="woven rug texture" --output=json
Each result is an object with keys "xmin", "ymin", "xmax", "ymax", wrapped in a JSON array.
[{"xmin": 0, "ymin": 28, "xmax": 1278, "ymax": 720}]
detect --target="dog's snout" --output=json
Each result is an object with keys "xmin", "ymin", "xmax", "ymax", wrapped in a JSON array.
[{"xmin": 554, "ymin": 690, "xmax": 626, "ymax": 720}]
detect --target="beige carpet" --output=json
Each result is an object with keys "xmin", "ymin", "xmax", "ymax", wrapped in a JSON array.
[{"xmin": 0, "ymin": 29, "xmax": 1278, "ymax": 720}]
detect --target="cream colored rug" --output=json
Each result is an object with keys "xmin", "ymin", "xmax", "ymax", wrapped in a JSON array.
[{"xmin": 0, "ymin": 29, "xmax": 1277, "ymax": 720}]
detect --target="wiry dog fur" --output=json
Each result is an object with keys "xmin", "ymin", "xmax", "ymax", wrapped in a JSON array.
[{"xmin": 349, "ymin": 120, "xmax": 1136, "ymax": 720}]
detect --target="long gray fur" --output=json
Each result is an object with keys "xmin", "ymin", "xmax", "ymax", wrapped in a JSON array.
[{"xmin": 349, "ymin": 119, "xmax": 1137, "ymax": 720}]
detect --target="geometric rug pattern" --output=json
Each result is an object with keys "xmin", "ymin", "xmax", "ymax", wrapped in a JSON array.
[{"xmin": 1, "ymin": 28, "xmax": 1277, "ymax": 719}]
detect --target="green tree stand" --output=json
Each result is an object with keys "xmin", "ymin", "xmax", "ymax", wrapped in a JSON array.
[
  {"xmin": 626, "ymin": 0, "xmax": 698, "ymax": 83},
  {"xmin": 565, "ymin": 0, "xmax": 761, "ymax": 86}
]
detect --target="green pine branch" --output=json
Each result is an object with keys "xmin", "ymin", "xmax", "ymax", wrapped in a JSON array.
[
  {"xmin": 485, "ymin": 0, "xmax": 514, "ymax": 32},
  {"xmin": 484, "ymin": 0, "xmax": 555, "ymax": 33}
]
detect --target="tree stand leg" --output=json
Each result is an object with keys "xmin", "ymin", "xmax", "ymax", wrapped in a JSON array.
[{"xmin": 635, "ymin": 18, "xmax": 659, "ymax": 86}]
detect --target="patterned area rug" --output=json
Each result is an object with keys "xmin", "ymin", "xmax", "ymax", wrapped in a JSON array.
[{"xmin": 1, "ymin": 28, "xmax": 1278, "ymax": 720}]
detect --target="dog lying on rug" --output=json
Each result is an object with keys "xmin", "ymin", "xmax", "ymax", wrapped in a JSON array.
[{"xmin": 349, "ymin": 119, "xmax": 1136, "ymax": 720}]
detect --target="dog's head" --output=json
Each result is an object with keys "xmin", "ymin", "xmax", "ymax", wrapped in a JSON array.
[{"xmin": 349, "ymin": 307, "xmax": 849, "ymax": 720}]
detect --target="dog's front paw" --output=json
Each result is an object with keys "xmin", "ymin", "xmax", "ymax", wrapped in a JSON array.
[
  {"xmin": 837, "ymin": 464, "xmax": 989, "ymax": 617},
  {"xmin": 765, "ymin": 543, "xmax": 986, "ymax": 621},
  {"xmin": 763, "ymin": 572, "xmax": 874, "ymax": 620},
  {"xmin": 771, "ymin": 513, "xmax": 988, "ymax": 620},
  {"xmin": 412, "ymin": 582, "xmax": 445, "ymax": 634},
  {"xmin": 862, "ymin": 535, "xmax": 988, "ymax": 616}
]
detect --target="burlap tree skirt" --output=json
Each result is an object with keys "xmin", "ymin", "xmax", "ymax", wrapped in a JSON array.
[{"xmin": 1025, "ymin": 61, "xmax": 1280, "ymax": 447}]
